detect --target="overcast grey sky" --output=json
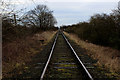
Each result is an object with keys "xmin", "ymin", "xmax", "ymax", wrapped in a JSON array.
[
  {"xmin": 46, "ymin": 2, "xmax": 118, "ymax": 26},
  {"xmin": 2, "ymin": 0, "xmax": 119, "ymax": 27}
]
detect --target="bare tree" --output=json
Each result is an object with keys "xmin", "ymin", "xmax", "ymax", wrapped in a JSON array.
[
  {"xmin": 0, "ymin": 0, "xmax": 26, "ymax": 26},
  {"xmin": 111, "ymin": 2, "xmax": 120, "ymax": 29},
  {"xmin": 22, "ymin": 4, "xmax": 57, "ymax": 28}
]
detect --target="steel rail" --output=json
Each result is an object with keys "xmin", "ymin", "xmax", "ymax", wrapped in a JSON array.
[
  {"xmin": 40, "ymin": 32, "xmax": 58, "ymax": 80},
  {"xmin": 62, "ymin": 32, "xmax": 94, "ymax": 80}
]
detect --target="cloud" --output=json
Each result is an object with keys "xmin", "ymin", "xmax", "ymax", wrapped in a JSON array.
[
  {"xmin": 46, "ymin": 2, "xmax": 118, "ymax": 26},
  {"xmin": 4, "ymin": 0, "xmax": 119, "ymax": 6}
]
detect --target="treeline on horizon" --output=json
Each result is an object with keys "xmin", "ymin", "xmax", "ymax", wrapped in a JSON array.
[
  {"xmin": 62, "ymin": 5, "xmax": 120, "ymax": 50},
  {"xmin": 2, "ymin": 3, "xmax": 58, "ymax": 43}
]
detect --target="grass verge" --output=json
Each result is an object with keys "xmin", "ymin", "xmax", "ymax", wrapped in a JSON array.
[
  {"xmin": 64, "ymin": 32, "xmax": 120, "ymax": 78},
  {"xmin": 2, "ymin": 31, "xmax": 57, "ymax": 78}
]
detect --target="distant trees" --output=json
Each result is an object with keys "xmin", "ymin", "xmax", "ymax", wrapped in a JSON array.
[
  {"xmin": 22, "ymin": 5, "xmax": 57, "ymax": 29},
  {"xmin": 63, "ymin": 3, "xmax": 120, "ymax": 49}
]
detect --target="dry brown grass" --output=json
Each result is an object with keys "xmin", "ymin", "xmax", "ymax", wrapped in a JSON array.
[
  {"xmin": 2, "ymin": 31, "xmax": 56, "ymax": 78},
  {"xmin": 64, "ymin": 32, "xmax": 120, "ymax": 73},
  {"xmin": 33, "ymin": 31, "xmax": 56, "ymax": 43}
]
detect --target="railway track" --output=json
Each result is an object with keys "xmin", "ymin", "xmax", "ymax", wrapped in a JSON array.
[{"xmin": 40, "ymin": 31, "xmax": 93, "ymax": 80}]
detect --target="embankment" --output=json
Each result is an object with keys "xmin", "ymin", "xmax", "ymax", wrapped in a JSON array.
[
  {"xmin": 64, "ymin": 32, "xmax": 120, "ymax": 74},
  {"xmin": 2, "ymin": 31, "xmax": 56, "ymax": 78}
]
